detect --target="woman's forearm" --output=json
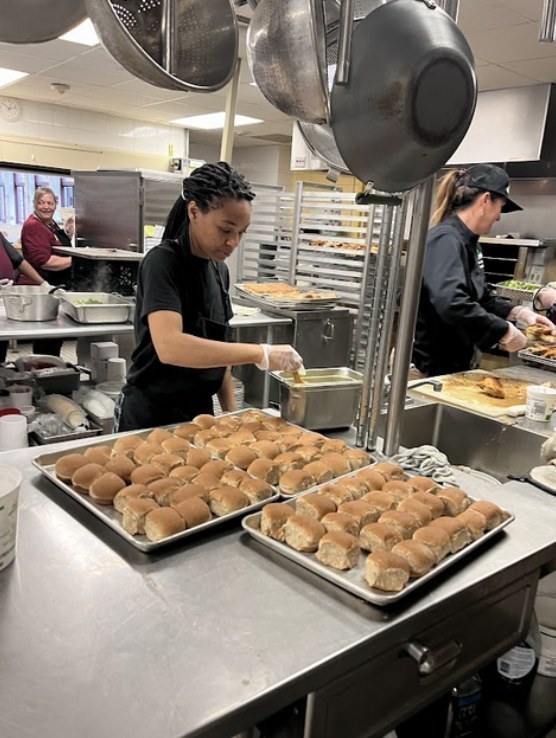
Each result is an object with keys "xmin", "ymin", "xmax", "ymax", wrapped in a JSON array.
[
  {"xmin": 217, "ymin": 369, "xmax": 237, "ymax": 412},
  {"xmin": 43, "ymin": 255, "xmax": 71, "ymax": 271},
  {"xmin": 18, "ymin": 259, "xmax": 45, "ymax": 285}
]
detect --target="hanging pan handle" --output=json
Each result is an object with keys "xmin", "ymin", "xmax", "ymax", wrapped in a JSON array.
[{"xmin": 335, "ymin": 0, "xmax": 354, "ymax": 85}]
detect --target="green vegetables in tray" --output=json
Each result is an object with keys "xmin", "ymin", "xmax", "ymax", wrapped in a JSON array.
[
  {"xmin": 498, "ymin": 280, "xmax": 540, "ymax": 291},
  {"xmin": 74, "ymin": 297, "xmax": 105, "ymax": 305}
]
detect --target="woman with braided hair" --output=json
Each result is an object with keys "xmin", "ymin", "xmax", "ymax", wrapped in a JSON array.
[
  {"xmin": 411, "ymin": 163, "xmax": 555, "ymax": 377},
  {"xmin": 114, "ymin": 161, "xmax": 303, "ymax": 431}
]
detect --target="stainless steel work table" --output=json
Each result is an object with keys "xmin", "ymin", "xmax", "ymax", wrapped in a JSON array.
[{"xmin": 1, "ymin": 432, "xmax": 556, "ymax": 738}]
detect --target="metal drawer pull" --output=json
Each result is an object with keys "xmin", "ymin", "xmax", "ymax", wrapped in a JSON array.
[
  {"xmin": 323, "ymin": 319, "xmax": 335, "ymax": 342},
  {"xmin": 404, "ymin": 640, "xmax": 462, "ymax": 675}
]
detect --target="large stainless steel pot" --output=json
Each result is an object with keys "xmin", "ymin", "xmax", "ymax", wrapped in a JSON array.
[
  {"xmin": 2, "ymin": 286, "xmax": 60, "ymax": 322},
  {"xmin": 330, "ymin": 0, "xmax": 477, "ymax": 192},
  {"xmin": 0, "ymin": 0, "xmax": 86, "ymax": 44}
]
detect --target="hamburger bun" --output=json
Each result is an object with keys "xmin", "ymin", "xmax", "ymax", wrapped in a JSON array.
[
  {"xmin": 146, "ymin": 428, "xmax": 174, "ymax": 445},
  {"xmin": 272, "ymin": 451, "xmax": 304, "ymax": 474},
  {"xmin": 192, "ymin": 472, "xmax": 222, "ymax": 492},
  {"xmin": 55, "ymin": 453, "xmax": 88, "ymax": 483},
  {"xmin": 361, "ymin": 490, "xmax": 396, "ymax": 513},
  {"xmin": 83, "ymin": 444, "xmax": 112, "ymax": 466},
  {"xmin": 278, "ymin": 469, "xmax": 316, "ymax": 496},
  {"xmin": 397, "ymin": 497, "xmax": 433, "ymax": 527},
  {"xmin": 318, "ymin": 483, "xmax": 354, "ymax": 507},
  {"xmin": 133, "ymin": 441, "xmax": 164, "ymax": 465},
  {"xmin": 382, "ymin": 480, "xmax": 413, "ymax": 504},
  {"xmin": 436, "ymin": 487, "xmax": 470, "ymax": 516},
  {"xmin": 320, "ymin": 511, "xmax": 360, "ymax": 537},
  {"xmin": 319, "ymin": 452, "xmax": 351, "ymax": 477},
  {"xmin": 71, "ymin": 462, "xmax": 106, "ymax": 494},
  {"xmin": 320, "ymin": 439, "xmax": 347, "ymax": 454},
  {"xmin": 220, "ymin": 468, "xmax": 249, "ymax": 488},
  {"xmin": 302, "ymin": 460, "xmax": 335, "ymax": 484},
  {"xmin": 429, "ymin": 516, "xmax": 471, "ymax": 553},
  {"xmin": 130, "ymin": 463, "xmax": 166, "ymax": 486},
  {"xmin": 411, "ymin": 491, "xmax": 445, "ymax": 519},
  {"xmin": 238, "ymin": 476, "xmax": 274, "ymax": 504},
  {"xmin": 372, "ymin": 461, "xmax": 405, "ymax": 481},
  {"xmin": 407, "ymin": 475, "xmax": 440, "ymax": 494},
  {"xmin": 112, "ymin": 434, "xmax": 143, "ymax": 458},
  {"xmin": 316, "ymin": 531, "xmax": 360, "ymax": 570},
  {"xmin": 172, "ymin": 497, "xmax": 211, "ymax": 527},
  {"xmin": 457, "ymin": 508, "xmax": 488, "ymax": 540},
  {"xmin": 144, "ymin": 507, "xmax": 185, "ymax": 541},
  {"xmin": 338, "ymin": 500, "xmax": 380, "ymax": 529},
  {"xmin": 113, "ymin": 483, "xmax": 151, "ymax": 513},
  {"xmin": 284, "ymin": 514, "xmax": 326, "ymax": 552},
  {"xmin": 226, "ymin": 430, "xmax": 257, "ymax": 446},
  {"xmin": 359, "ymin": 522, "xmax": 402, "ymax": 552},
  {"xmin": 295, "ymin": 493, "xmax": 336, "ymax": 520},
  {"xmin": 355, "ymin": 468, "xmax": 386, "ymax": 490},
  {"xmin": 193, "ymin": 428, "xmax": 219, "ymax": 448},
  {"xmin": 225, "ymin": 446, "xmax": 259, "ymax": 470},
  {"xmin": 292, "ymin": 444, "xmax": 321, "ymax": 462},
  {"xmin": 200, "ymin": 459, "xmax": 233, "ymax": 479},
  {"xmin": 260, "ymin": 502, "xmax": 295, "ymax": 541},
  {"xmin": 339, "ymin": 476, "xmax": 368, "ymax": 500},
  {"xmin": 148, "ymin": 477, "xmax": 183, "ymax": 506},
  {"xmin": 150, "ymin": 453, "xmax": 184, "ymax": 474},
  {"xmin": 364, "ymin": 551, "xmax": 410, "ymax": 591},
  {"xmin": 412, "ymin": 525, "xmax": 451, "ymax": 563},
  {"xmin": 105, "ymin": 454, "xmax": 137, "ymax": 482},
  {"xmin": 247, "ymin": 457, "xmax": 281, "ymax": 485},
  {"xmin": 468, "ymin": 499, "xmax": 506, "ymax": 530},
  {"xmin": 191, "ymin": 413, "xmax": 216, "ymax": 429},
  {"xmin": 89, "ymin": 471, "xmax": 127, "ymax": 505},
  {"xmin": 169, "ymin": 483, "xmax": 209, "ymax": 505},
  {"xmin": 249, "ymin": 440, "xmax": 281, "ymax": 459},
  {"xmin": 168, "ymin": 464, "xmax": 201, "ymax": 483},
  {"xmin": 173, "ymin": 422, "xmax": 201, "ymax": 441},
  {"xmin": 377, "ymin": 510, "xmax": 420, "ymax": 539},
  {"xmin": 343, "ymin": 448, "xmax": 373, "ymax": 471},
  {"xmin": 122, "ymin": 498, "xmax": 159, "ymax": 535},
  {"xmin": 160, "ymin": 436, "xmax": 191, "ymax": 457},
  {"xmin": 184, "ymin": 447, "xmax": 211, "ymax": 469},
  {"xmin": 391, "ymin": 540, "xmax": 436, "ymax": 577},
  {"xmin": 208, "ymin": 486, "xmax": 250, "ymax": 517}
]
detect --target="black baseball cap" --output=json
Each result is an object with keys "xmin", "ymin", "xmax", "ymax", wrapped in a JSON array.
[{"xmin": 466, "ymin": 164, "xmax": 522, "ymax": 213}]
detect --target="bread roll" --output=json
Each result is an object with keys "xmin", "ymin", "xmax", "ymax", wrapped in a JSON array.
[
  {"xmin": 320, "ymin": 511, "xmax": 360, "ymax": 536},
  {"xmin": 105, "ymin": 454, "xmax": 137, "ymax": 482},
  {"xmin": 468, "ymin": 500, "xmax": 505, "ymax": 530},
  {"xmin": 320, "ymin": 439, "xmax": 347, "ymax": 454},
  {"xmin": 342, "ymin": 448, "xmax": 372, "ymax": 470},
  {"xmin": 173, "ymin": 422, "xmax": 201, "ymax": 440},
  {"xmin": 112, "ymin": 434, "xmax": 143, "ymax": 458},
  {"xmin": 391, "ymin": 540, "xmax": 436, "ymax": 577},
  {"xmin": 220, "ymin": 468, "xmax": 249, "ymax": 488},
  {"xmin": 208, "ymin": 486, "xmax": 249, "ymax": 517},
  {"xmin": 227, "ymin": 430, "xmax": 257, "ymax": 446},
  {"xmin": 372, "ymin": 461, "xmax": 405, "ymax": 481},
  {"xmin": 412, "ymin": 525, "xmax": 451, "ymax": 563},
  {"xmin": 216, "ymin": 415, "xmax": 242, "ymax": 431},
  {"xmin": 293, "ymin": 444, "xmax": 321, "ymax": 462},
  {"xmin": 55, "ymin": 452, "xmax": 88, "ymax": 483},
  {"xmin": 436, "ymin": 487, "xmax": 470, "ymax": 516},
  {"xmin": 113, "ymin": 483, "xmax": 151, "ymax": 513},
  {"xmin": 260, "ymin": 416, "xmax": 289, "ymax": 431},
  {"xmin": 200, "ymin": 459, "xmax": 233, "ymax": 479},
  {"xmin": 130, "ymin": 463, "xmax": 166, "ymax": 486},
  {"xmin": 71, "ymin": 462, "xmax": 106, "ymax": 493},
  {"xmin": 316, "ymin": 531, "xmax": 361, "ymax": 570},
  {"xmin": 192, "ymin": 472, "xmax": 222, "ymax": 492},
  {"xmin": 359, "ymin": 522, "xmax": 402, "ymax": 552},
  {"xmin": 295, "ymin": 493, "xmax": 336, "ymax": 520},
  {"xmin": 302, "ymin": 460, "xmax": 334, "ymax": 484},
  {"xmin": 185, "ymin": 447, "xmax": 211, "ymax": 469},
  {"xmin": 150, "ymin": 453, "xmax": 184, "ymax": 474},
  {"xmin": 457, "ymin": 508, "xmax": 488, "ymax": 541},
  {"xmin": 339, "ymin": 476, "xmax": 368, "ymax": 500},
  {"xmin": 296, "ymin": 431, "xmax": 325, "ymax": 446},
  {"xmin": 192, "ymin": 413, "xmax": 216, "ymax": 429},
  {"xmin": 194, "ymin": 428, "xmax": 219, "ymax": 448},
  {"xmin": 247, "ymin": 457, "xmax": 281, "ymax": 485},
  {"xmin": 319, "ymin": 452, "xmax": 351, "ymax": 477},
  {"xmin": 148, "ymin": 477, "xmax": 183, "ymax": 506},
  {"xmin": 254, "ymin": 429, "xmax": 280, "ymax": 442},
  {"xmin": 361, "ymin": 490, "xmax": 396, "ymax": 513},
  {"xmin": 411, "ymin": 491, "xmax": 445, "ymax": 519},
  {"xmin": 225, "ymin": 446, "xmax": 259, "ymax": 470},
  {"xmin": 278, "ymin": 469, "xmax": 316, "ymax": 496},
  {"xmin": 338, "ymin": 500, "xmax": 380, "ymax": 528},
  {"xmin": 318, "ymin": 483, "xmax": 353, "ymax": 507},
  {"xmin": 260, "ymin": 502, "xmax": 294, "ymax": 541},
  {"xmin": 429, "ymin": 516, "xmax": 471, "ymax": 553},
  {"xmin": 133, "ymin": 441, "xmax": 164, "ymax": 465},
  {"xmin": 146, "ymin": 428, "xmax": 174, "ymax": 445},
  {"xmin": 172, "ymin": 497, "xmax": 211, "ymax": 527},
  {"xmin": 397, "ymin": 497, "xmax": 433, "ymax": 527},
  {"xmin": 283, "ymin": 514, "xmax": 326, "ymax": 552},
  {"xmin": 122, "ymin": 497, "xmax": 159, "ymax": 535},
  {"xmin": 209, "ymin": 422, "xmax": 234, "ymax": 438},
  {"xmin": 83, "ymin": 444, "xmax": 112, "ymax": 466},
  {"xmin": 168, "ymin": 464, "xmax": 201, "ymax": 483},
  {"xmin": 205, "ymin": 437, "xmax": 235, "ymax": 459},
  {"xmin": 238, "ymin": 476, "xmax": 274, "ymax": 504},
  {"xmin": 382, "ymin": 479, "xmax": 413, "ymax": 504},
  {"xmin": 276, "ymin": 434, "xmax": 304, "ymax": 452},
  {"xmin": 144, "ymin": 507, "xmax": 185, "ymax": 541},
  {"xmin": 356, "ymin": 467, "xmax": 386, "ymax": 490},
  {"xmin": 364, "ymin": 551, "xmax": 410, "ymax": 591},
  {"xmin": 89, "ymin": 471, "xmax": 127, "ymax": 505},
  {"xmin": 273, "ymin": 451, "xmax": 304, "ymax": 473},
  {"xmin": 160, "ymin": 436, "xmax": 191, "ymax": 457},
  {"xmin": 249, "ymin": 440, "xmax": 281, "ymax": 459},
  {"xmin": 169, "ymin": 483, "xmax": 209, "ymax": 505},
  {"xmin": 378, "ymin": 510, "xmax": 419, "ymax": 539},
  {"xmin": 407, "ymin": 475, "xmax": 440, "ymax": 494}
]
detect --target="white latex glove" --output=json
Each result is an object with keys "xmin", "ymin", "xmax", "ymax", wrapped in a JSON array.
[
  {"xmin": 498, "ymin": 322, "xmax": 527, "ymax": 352},
  {"xmin": 534, "ymin": 286, "xmax": 556, "ymax": 311},
  {"xmin": 0, "ymin": 278, "xmax": 13, "ymax": 287},
  {"xmin": 255, "ymin": 343, "xmax": 304, "ymax": 372},
  {"xmin": 541, "ymin": 433, "xmax": 556, "ymax": 463},
  {"xmin": 513, "ymin": 306, "xmax": 556, "ymax": 331}
]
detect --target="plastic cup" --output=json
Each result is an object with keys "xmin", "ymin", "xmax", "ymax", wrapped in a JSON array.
[
  {"xmin": 106, "ymin": 357, "xmax": 126, "ymax": 383},
  {"xmin": 8, "ymin": 384, "xmax": 33, "ymax": 409},
  {"xmin": 0, "ymin": 464, "xmax": 22, "ymax": 571},
  {"xmin": 19, "ymin": 405, "xmax": 35, "ymax": 420},
  {"xmin": 525, "ymin": 385, "xmax": 556, "ymax": 422},
  {"xmin": 0, "ymin": 414, "xmax": 28, "ymax": 450}
]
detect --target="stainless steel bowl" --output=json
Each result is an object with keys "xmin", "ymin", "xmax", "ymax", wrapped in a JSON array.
[{"xmin": 2, "ymin": 286, "xmax": 60, "ymax": 322}]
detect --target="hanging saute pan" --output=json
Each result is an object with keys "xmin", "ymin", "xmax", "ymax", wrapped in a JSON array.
[
  {"xmin": 85, "ymin": 0, "xmax": 238, "ymax": 92},
  {"xmin": 0, "ymin": 0, "xmax": 87, "ymax": 44},
  {"xmin": 330, "ymin": 0, "xmax": 477, "ymax": 193}
]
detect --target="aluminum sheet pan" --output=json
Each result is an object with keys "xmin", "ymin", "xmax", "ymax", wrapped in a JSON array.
[
  {"xmin": 59, "ymin": 292, "xmax": 133, "ymax": 324},
  {"xmin": 517, "ymin": 349, "xmax": 556, "ymax": 373},
  {"xmin": 234, "ymin": 283, "xmax": 338, "ymax": 311},
  {"xmin": 32, "ymin": 430, "xmax": 280, "ymax": 553},
  {"xmin": 242, "ymin": 502, "xmax": 515, "ymax": 606}
]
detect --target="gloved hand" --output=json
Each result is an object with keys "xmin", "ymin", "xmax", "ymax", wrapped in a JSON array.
[
  {"xmin": 255, "ymin": 344, "xmax": 304, "ymax": 372},
  {"xmin": 0, "ymin": 278, "xmax": 13, "ymax": 287},
  {"xmin": 499, "ymin": 322, "xmax": 527, "ymax": 352},
  {"xmin": 513, "ymin": 306, "xmax": 556, "ymax": 332},
  {"xmin": 534, "ymin": 286, "xmax": 556, "ymax": 311}
]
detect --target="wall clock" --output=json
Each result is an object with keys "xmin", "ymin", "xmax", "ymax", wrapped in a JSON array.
[{"xmin": 0, "ymin": 97, "xmax": 21, "ymax": 122}]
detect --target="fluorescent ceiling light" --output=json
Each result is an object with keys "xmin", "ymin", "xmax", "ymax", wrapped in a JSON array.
[
  {"xmin": 170, "ymin": 112, "xmax": 263, "ymax": 129},
  {"xmin": 59, "ymin": 19, "xmax": 99, "ymax": 46},
  {"xmin": 0, "ymin": 68, "xmax": 28, "ymax": 88}
]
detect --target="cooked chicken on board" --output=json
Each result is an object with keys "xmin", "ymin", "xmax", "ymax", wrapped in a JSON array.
[
  {"xmin": 478, "ymin": 376, "xmax": 505, "ymax": 399},
  {"xmin": 525, "ymin": 325, "xmax": 556, "ymax": 344}
]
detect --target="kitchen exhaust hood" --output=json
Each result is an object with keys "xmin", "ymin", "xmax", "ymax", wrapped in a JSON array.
[{"xmin": 448, "ymin": 83, "xmax": 556, "ymax": 177}]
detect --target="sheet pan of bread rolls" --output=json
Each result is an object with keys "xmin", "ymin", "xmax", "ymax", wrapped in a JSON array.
[
  {"xmin": 32, "ymin": 409, "xmax": 374, "ymax": 552},
  {"xmin": 241, "ymin": 461, "xmax": 514, "ymax": 605}
]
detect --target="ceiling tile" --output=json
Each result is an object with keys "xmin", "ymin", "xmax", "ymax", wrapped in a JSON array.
[
  {"xmin": 476, "ymin": 63, "xmax": 539, "ymax": 90},
  {"xmin": 471, "ymin": 20, "xmax": 556, "ymax": 63},
  {"xmin": 458, "ymin": 0, "xmax": 529, "ymax": 33}
]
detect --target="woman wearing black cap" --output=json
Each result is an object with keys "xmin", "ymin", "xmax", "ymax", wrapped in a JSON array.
[
  {"xmin": 113, "ymin": 161, "xmax": 303, "ymax": 432},
  {"xmin": 411, "ymin": 163, "xmax": 556, "ymax": 377}
]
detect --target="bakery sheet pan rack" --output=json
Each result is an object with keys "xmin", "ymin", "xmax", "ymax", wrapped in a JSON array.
[
  {"xmin": 517, "ymin": 349, "xmax": 556, "ymax": 373},
  {"xmin": 242, "ymin": 503, "xmax": 514, "ymax": 606}
]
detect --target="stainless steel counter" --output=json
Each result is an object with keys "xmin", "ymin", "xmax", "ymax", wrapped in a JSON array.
[{"xmin": 1, "ymin": 432, "xmax": 556, "ymax": 738}]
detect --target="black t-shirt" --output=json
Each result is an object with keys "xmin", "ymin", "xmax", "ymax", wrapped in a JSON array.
[{"xmin": 127, "ymin": 232, "xmax": 233, "ymax": 403}]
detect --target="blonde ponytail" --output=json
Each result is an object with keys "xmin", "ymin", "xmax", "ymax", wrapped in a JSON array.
[{"xmin": 430, "ymin": 169, "xmax": 468, "ymax": 226}]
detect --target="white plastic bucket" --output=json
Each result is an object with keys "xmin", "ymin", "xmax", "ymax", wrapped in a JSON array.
[
  {"xmin": 0, "ymin": 464, "xmax": 22, "ymax": 571},
  {"xmin": 525, "ymin": 385, "xmax": 556, "ymax": 422}
]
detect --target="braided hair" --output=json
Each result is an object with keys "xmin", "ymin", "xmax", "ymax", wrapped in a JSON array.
[
  {"xmin": 163, "ymin": 161, "xmax": 255, "ymax": 239},
  {"xmin": 431, "ymin": 168, "xmax": 505, "ymax": 226}
]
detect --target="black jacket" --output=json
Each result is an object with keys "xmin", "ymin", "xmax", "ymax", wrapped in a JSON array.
[{"xmin": 412, "ymin": 215, "xmax": 513, "ymax": 376}]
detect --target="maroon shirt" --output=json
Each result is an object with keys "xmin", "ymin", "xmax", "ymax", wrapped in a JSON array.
[{"xmin": 19, "ymin": 213, "xmax": 70, "ymax": 284}]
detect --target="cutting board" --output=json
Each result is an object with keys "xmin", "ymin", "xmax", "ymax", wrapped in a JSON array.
[{"xmin": 408, "ymin": 370, "xmax": 532, "ymax": 417}]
